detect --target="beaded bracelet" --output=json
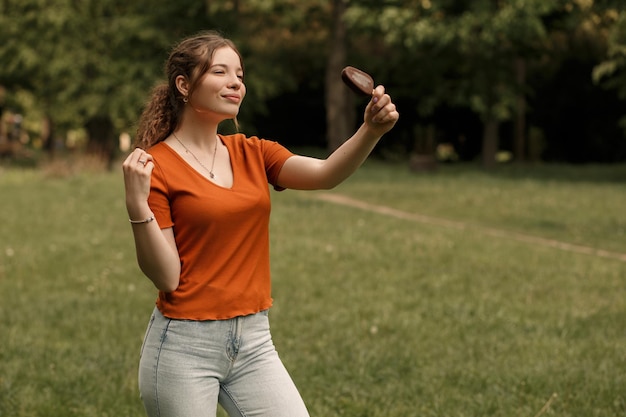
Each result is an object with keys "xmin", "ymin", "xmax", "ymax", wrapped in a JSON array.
[{"xmin": 129, "ymin": 215, "xmax": 155, "ymax": 224}]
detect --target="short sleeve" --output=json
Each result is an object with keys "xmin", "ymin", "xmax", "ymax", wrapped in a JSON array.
[{"xmin": 261, "ymin": 139, "xmax": 294, "ymax": 191}]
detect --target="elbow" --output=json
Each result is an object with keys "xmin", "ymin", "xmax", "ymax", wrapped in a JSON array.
[
  {"xmin": 156, "ymin": 280, "xmax": 179, "ymax": 293},
  {"xmin": 140, "ymin": 264, "xmax": 180, "ymax": 293},
  {"xmin": 153, "ymin": 273, "xmax": 180, "ymax": 293}
]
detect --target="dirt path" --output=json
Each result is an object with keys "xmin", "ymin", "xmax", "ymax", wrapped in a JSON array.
[{"xmin": 315, "ymin": 193, "xmax": 626, "ymax": 263}]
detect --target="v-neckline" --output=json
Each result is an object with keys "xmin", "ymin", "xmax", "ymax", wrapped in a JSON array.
[{"xmin": 163, "ymin": 136, "xmax": 234, "ymax": 190}]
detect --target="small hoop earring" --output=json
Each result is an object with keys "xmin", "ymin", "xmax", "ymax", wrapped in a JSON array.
[{"xmin": 183, "ymin": 96, "xmax": 188, "ymax": 103}]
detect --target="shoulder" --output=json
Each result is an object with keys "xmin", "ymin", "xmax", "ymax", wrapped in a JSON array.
[
  {"xmin": 221, "ymin": 133, "xmax": 262, "ymax": 147},
  {"xmin": 146, "ymin": 142, "xmax": 180, "ymax": 183},
  {"xmin": 147, "ymin": 142, "xmax": 179, "ymax": 167},
  {"xmin": 220, "ymin": 133, "xmax": 288, "ymax": 153},
  {"xmin": 147, "ymin": 141, "xmax": 170, "ymax": 157}
]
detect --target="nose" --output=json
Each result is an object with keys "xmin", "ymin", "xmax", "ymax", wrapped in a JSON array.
[{"xmin": 228, "ymin": 75, "xmax": 243, "ymax": 89}]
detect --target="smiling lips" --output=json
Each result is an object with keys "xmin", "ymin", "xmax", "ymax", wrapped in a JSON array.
[{"xmin": 223, "ymin": 94, "xmax": 241, "ymax": 103}]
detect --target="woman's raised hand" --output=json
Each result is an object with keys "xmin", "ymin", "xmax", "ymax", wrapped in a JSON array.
[
  {"xmin": 122, "ymin": 148, "xmax": 154, "ymax": 211},
  {"xmin": 363, "ymin": 85, "xmax": 399, "ymax": 138}
]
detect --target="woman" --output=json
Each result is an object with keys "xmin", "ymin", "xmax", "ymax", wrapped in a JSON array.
[{"xmin": 122, "ymin": 30, "xmax": 398, "ymax": 417}]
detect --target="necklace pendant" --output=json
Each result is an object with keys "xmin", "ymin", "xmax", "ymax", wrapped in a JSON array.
[{"xmin": 209, "ymin": 172, "xmax": 215, "ymax": 179}]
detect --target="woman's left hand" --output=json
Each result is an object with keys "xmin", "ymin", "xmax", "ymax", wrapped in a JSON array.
[{"xmin": 364, "ymin": 85, "xmax": 399, "ymax": 138}]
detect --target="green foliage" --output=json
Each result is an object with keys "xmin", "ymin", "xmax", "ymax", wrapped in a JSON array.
[
  {"xmin": 593, "ymin": 9, "xmax": 626, "ymax": 130},
  {"xmin": 0, "ymin": 0, "xmax": 334, "ymax": 136},
  {"xmin": 0, "ymin": 0, "xmax": 625, "ymax": 161},
  {"xmin": 346, "ymin": 0, "xmax": 567, "ymax": 121},
  {"xmin": 0, "ymin": 0, "xmax": 164, "ymax": 132}
]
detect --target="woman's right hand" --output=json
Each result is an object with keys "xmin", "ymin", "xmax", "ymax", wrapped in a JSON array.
[
  {"xmin": 122, "ymin": 148, "xmax": 181, "ymax": 292},
  {"xmin": 122, "ymin": 148, "xmax": 154, "ymax": 215}
]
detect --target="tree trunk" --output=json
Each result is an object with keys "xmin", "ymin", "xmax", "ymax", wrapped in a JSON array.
[
  {"xmin": 409, "ymin": 124, "xmax": 438, "ymax": 172},
  {"xmin": 85, "ymin": 116, "xmax": 116, "ymax": 170},
  {"xmin": 325, "ymin": 0, "xmax": 354, "ymax": 152},
  {"xmin": 42, "ymin": 115, "xmax": 55, "ymax": 158},
  {"xmin": 514, "ymin": 57, "xmax": 527, "ymax": 162},
  {"xmin": 482, "ymin": 117, "xmax": 499, "ymax": 168},
  {"xmin": 0, "ymin": 85, "xmax": 5, "ymax": 143}
]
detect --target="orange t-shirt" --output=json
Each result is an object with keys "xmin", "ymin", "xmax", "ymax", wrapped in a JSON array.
[{"xmin": 147, "ymin": 134, "xmax": 294, "ymax": 320}]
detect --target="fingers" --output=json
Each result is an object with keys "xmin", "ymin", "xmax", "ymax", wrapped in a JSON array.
[
  {"xmin": 123, "ymin": 148, "xmax": 154, "ymax": 207},
  {"xmin": 122, "ymin": 148, "xmax": 154, "ymax": 188},
  {"xmin": 371, "ymin": 85, "xmax": 385, "ymax": 102},
  {"xmin": 367, "ymin": 85, "xmax": 399, "ymax": 125},
  {"xmin": 123, "ymin": 148, "xmax": 154, "ymax": 172}
]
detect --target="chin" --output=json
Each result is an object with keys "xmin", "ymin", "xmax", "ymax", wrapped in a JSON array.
[{"xmin": 194, "ymin": 106, "xmax": 240, "ymax": 120}]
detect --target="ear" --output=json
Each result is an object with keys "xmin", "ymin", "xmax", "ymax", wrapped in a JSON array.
[{"xmin": 175, "ymin": 75, "xmax": 190, "ymax": 98}]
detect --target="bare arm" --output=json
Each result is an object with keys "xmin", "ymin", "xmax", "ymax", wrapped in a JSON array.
[
  {"xmin": 277, "ymin": 85, "xmax": 399, "ymax": 190},
  {"xmin": 122, "ymin": 149, "xmax": 181, "ymax": 292}
]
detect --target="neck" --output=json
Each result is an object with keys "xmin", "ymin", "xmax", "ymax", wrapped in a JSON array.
[
  {"xmin": 174, "ymin": 128, "xmax": 219, "ymax": 152},
  {"xmin": 176, "ymin": 110, "xmax": 222, "ymax": 150}
]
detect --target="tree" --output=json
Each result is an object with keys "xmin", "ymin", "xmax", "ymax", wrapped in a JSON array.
[
  {"xmin": 325, "ymin": 0, "xmax": 355, "ymax": 151},
  {"xmin": 530, "ymin": 1, "xmax": 626, "ymax": 162},
  {"xmin": 345, "ymin": 0, "xmax": 590, "ymax": 166},
  {"xmin": 593, "ymin": 7, "xmax": 626, "ymax": 133},
  {"xmin": 2, "ymin": 0, "xmax": 624, "ymax": 165},
  {"xmin": 0, "ymin": 0, "xmax": 221, "ymax": 165}
]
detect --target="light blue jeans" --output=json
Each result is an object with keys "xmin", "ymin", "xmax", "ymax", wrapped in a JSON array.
[{"xmin": 138, "ymin": 307, "xmax": 310, "ymax": 417}]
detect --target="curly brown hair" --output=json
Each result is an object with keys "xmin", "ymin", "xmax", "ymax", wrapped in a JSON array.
[{"xmin": 134, "ymin": 31, "xmax": 243, "ymax": 149}]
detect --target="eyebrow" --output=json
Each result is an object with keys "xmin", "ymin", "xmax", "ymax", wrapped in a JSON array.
[{"xmin": 210, "ymin": 63, "xmax": 243, "ymax": 73}]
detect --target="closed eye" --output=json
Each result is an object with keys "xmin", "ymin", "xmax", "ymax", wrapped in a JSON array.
[{"xmin": 209, "ymin": 63, "xmax": 244, "ymax": 81}]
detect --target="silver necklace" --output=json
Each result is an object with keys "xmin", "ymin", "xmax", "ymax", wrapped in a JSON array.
[{"xmin": 173, "ymin": 132, "xmax": 218, "ymax": 179}]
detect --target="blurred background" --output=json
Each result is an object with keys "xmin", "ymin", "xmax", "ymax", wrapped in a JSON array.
[{"xmin": 1, "ymin": 0, "xmax": 625, "ymax": 170}]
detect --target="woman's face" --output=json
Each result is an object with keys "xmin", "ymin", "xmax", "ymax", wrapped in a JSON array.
[{"xmin": 189, "ymin": 46, "xmax": 246, "ymax": 120}]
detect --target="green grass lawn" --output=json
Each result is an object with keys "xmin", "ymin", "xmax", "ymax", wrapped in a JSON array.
[{"xmin": 1, "ymin": 160, "xmax": 625, "ymax": 416}]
